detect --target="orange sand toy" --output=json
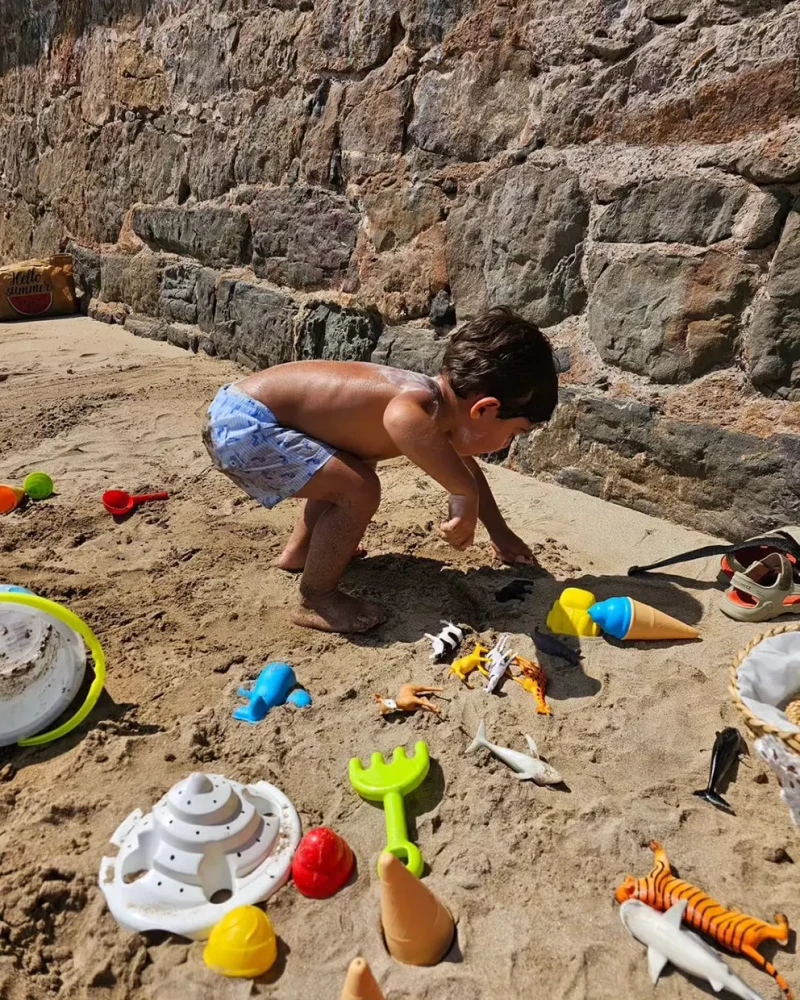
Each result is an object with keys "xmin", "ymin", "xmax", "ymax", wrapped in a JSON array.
[
  {"xmin": 512, "ymin": 655, "xmax": 551, "ymax": 715},
  {"xmin": 588, "ymin": 596, "xmax": 699, "ymax": 641},
  {"xmin": 340, "ymin": 957, "xmax": 385, "ymax": 1000},
  {"xmin": 0, "ymin": 485, "xmax": 25, "ymax": 515},
  {"xmin": 379, "ymin": 852, "xmax": 455, "ymax": 966}
]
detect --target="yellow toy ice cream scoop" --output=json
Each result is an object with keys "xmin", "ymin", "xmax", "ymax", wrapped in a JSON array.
[
  {"xmin": 546, "ymin": 587, "xmax": 601, "ymax": 637},
  {"xmin": 203, "ymin": 906, "xmax": 277, "ymax": 978}
]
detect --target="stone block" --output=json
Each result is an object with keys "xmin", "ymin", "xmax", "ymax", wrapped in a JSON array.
[
  {"xmin": 747, "ymin": 209, "xmax": 800, "ymax": 390},
  {"xmin": 249, "ymin": 186, "xmax": 359, "ymax": 289},
  {"xmin": 588, "ymin": 250, "xmax": 756, "ymax": 382},
  {"xmin": 212, "ymin": 279, "xmax": 295, "ymax": 369},
  {"xmin": 370, "ymin": 323, "xmax": 448, "ymax": 376},
  {"xmin": 196, "ymin": 268, "xmax": 218, "ymax": 334},
  {"xmin": 447, "ymin": 162, "xmax": 588, "ymax": 326},
  {"xmin": 160, "ymin": 263, "xmax": 199, "ymax": 325},
  {"xmin": 593, "ymin": 177, "xmax": 749, "ymax": 246},
  {"xmin": 297, "ymin": 303, "xmax": 382, "ymax": 362},
  {"xmin": 132, "ymin": 206, "xmax": 251, "ymax": 268}
]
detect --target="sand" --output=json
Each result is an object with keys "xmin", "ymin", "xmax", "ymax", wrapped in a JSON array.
[{"xmin": 0, "ymin": 316, "xmax": 796, "ymax": 1000}]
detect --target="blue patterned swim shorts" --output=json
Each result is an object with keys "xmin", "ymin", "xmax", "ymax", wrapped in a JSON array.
[{"xmin": 203, "ymin": 384, "xmax": 336, "ymax": 508}]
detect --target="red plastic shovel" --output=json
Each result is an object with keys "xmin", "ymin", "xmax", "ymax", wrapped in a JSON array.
[{"xmin": 102, "ymin": 489, "xmax": 169, "ymax": 516}]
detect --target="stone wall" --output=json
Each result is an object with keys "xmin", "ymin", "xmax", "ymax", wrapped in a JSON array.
[{"xmin": 1, "ymin": 0, "xmax": 799, "ymax": 537}]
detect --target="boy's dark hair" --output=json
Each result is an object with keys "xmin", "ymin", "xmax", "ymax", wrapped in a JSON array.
[{"xmin": 441, "ymin": 306, "xmax": 558, "ymax": 424}]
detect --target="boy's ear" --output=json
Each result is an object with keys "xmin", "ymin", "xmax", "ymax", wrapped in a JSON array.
[{"xmin": 469, "ymin": 397, "xmax": 500, "ymax": 419}]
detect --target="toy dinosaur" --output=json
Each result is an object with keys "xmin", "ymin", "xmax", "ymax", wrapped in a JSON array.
[
  {"xmin": 449, "ymin": 643, "xmax": 488, "ymax": 685},
  {"xmin": 374, "ymin": 684, "xmax": 444, "ymax": 717},
  {"xmin": 512, "ymin": 655, "xmax": 551, "ymax": 715},
  {"xmin": 616, "ymin": 841, "xmax": 793, "ymax": 999}
]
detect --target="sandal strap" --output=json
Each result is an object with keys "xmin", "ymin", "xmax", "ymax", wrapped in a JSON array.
[
  {"xmin": 628, "ymin": 530, "xmax": 800, "ymax": 576},
  {"xmin": 728, "ymin": 554, "xmax": 797, "ymax": 603}
]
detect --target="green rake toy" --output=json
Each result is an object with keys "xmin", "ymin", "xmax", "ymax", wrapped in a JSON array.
[{"xmin": 348, "ymin": 741, "xmax": 430, "ymax": 877}]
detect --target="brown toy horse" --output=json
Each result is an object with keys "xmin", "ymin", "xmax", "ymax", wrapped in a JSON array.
[{"xmin": 616, "ymin": 841, "xmax": 793, "ymax": 999}]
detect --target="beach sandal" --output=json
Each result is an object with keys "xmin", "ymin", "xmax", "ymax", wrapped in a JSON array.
[
  {"xmin": 720, "ymin": 552, "xmax": 800, "ymax": 623},
  {"xmin": 628, "ymin": 526, "xmax": 800, "ymax": 579}
]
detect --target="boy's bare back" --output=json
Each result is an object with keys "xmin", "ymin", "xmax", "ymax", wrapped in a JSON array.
[{"xmin": 238, "ymin": 361, "xmax": 441, "ymax": 463}]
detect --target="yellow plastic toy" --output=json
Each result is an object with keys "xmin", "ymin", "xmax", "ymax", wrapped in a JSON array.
[
  {"xmin": 203, "ymin": 905, "xmax": 277, "ymax": 978},
  {"xmin": 546, "ymin": 587, "xmax": 601, "ymax": 637},
  {"xmin": 449, "ymin": 643, "xmax": 487, "ymax": 684}
]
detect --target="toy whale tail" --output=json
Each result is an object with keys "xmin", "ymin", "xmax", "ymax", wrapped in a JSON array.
[
  {"xmin": 693, "ymin": 788, "xmax": 735, "ymax": 814},
  {"xmin": 467, "ymin": 720, "xmax": 487, "ymax": 755}
]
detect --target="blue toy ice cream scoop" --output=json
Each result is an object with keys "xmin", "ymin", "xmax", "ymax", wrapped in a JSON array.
[{"xmin": 588, "ymin": 597, "xmax": 633, "ymax": 639}]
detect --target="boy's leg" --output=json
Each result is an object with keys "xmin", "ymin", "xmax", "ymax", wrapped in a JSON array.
[
  {"xmin": 276, "ymin": 499, "xmax": 367, "ymax": 571},
  {"xmin": 290, "ymin": 451, "xmax": 385, "ymax": 633}
]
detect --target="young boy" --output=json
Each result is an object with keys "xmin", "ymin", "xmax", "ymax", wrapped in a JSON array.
[{"xmin": 203, "ymin": 307, "xmax": 558, "ymax": 633}]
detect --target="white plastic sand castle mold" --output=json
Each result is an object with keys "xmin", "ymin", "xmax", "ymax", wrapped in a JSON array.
[{"xmin": 99, "ymin": 772, "xmax": 301, "ymax": 939}]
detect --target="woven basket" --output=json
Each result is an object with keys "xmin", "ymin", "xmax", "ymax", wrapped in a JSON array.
[{"xmin": 730, "ymin": 621, "xmax": 800, "ymax": 754}]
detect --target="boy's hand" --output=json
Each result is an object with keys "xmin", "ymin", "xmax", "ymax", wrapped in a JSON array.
[
  {"xmin": 490, "ymin": 528, "xmax": 537, "ymax": 566},
  {"xmin": 441, "ymin": 492, "xmax": 479, "ymax": 550}
]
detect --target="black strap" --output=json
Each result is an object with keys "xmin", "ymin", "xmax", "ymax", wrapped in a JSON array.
[{"xmin": 628, "ymin": 531, "xmax": 800, "ymax": 576}]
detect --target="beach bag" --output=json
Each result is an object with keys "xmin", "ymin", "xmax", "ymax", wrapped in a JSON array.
[{"xmin": 0, "ymin": 254, "xmax": 77, "ymax": 320}]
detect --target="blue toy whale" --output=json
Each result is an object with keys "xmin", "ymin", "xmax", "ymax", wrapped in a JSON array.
[{"xmin": 233, "ymin": 662, "xmax": 312, "ymax": 723}]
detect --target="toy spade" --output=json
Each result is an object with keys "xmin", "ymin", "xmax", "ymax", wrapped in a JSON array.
[
  {"xmin": 348, "ymin": 742, "xmax": 430, "ymax": 877},
  {"xmin": 102, "ymin": 489, "xmax": 169, "ymax": 516}
]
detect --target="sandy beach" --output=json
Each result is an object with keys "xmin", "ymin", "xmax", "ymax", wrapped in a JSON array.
[{"xmin": 0, "ymin": 317, "xmax": 796, "ymax": 1000}]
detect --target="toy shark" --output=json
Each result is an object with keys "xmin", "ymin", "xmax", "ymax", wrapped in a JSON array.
[
  {"xmin": 466, "ymin": 720, "xmax": 562, "ymax": 784},
  {"xmin": 484, "ymin": 634, "xmax": 515, "ymax": 693},
  {"xmin": 620, "ymin": 899, "xmax": 766, "ymax": 1000}
]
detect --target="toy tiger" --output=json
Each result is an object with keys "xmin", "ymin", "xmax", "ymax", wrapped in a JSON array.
[{"xmin": 616, "ymin": 840, "xmax": 793, "ymax": 999}]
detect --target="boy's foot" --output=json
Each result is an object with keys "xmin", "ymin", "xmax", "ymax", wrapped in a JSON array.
[
  {"xmin": 276, "ymin": 546, "xmax": 367, "ymax": 572},
  {"xmin": 293, "ymin": 590, "xmax": 385, "ymax": 633}
]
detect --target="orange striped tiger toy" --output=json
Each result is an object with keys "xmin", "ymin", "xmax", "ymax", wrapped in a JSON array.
[{"xmin": 616, "ymin": 841, "xmax": 793, "ymax": 999}]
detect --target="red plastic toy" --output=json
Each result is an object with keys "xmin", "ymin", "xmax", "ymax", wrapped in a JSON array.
[
  {"xmin": 102, "ymin": 489, "xmax": 169, "ymax": 516},
  {"xmin": 291, "ymin": 826, "xmax": 354, "ymax": 899}
]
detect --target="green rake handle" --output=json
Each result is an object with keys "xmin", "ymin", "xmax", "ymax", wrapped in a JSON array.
[{"xmin": 348, "ymin": 741, "xmax": 430, "ymax": 877}]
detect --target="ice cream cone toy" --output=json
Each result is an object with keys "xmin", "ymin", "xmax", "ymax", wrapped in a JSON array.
[
  {"xmin": 374, "ymin": 683, "xmax": 445, "ymax": 717},
  {"xmin": 0, "ymin": 485, "xmax": 25, "ymax": 515},
  {"xmin": 588, "ymin": 597, "xmax": 699, "ymax": 641},
  {"xmin": 23, "ymin": 472, "xmax": 54, "ymax": 500},
  {"xmin": 203, "ymin": 905, "xmax": 277, "ymax": 978},
  {"xmin": 340, "ymin": 957, "xmax": 385, "ymax": 1000},
  {"xmin": 546, "ymin": 587, "xmax": 601, "ymax": 637},
  {"xmin": 379, "ymin": 852, "xmax": 455, "ymax": 966}
]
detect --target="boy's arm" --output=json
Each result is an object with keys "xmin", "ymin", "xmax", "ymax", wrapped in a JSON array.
[
  {"xmin": 461, "ymin": 455, "xmax": 536, "ymax": 565},
  {"xmin": 383, "ymin": 395, "xmax": 479, "ymax": 549}
]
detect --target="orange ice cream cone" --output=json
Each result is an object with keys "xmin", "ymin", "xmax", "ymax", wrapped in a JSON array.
[
  {"xmin": 0, "ymin": 485, "xmax": 25, "ymax": 515},
  {"xmin": 626, "ymin": 599, "xmax": 699, "ymax": 640},
  {"xmin": 379, "ymin": 852, "xmax": 455, "ymax": 966},
  {"xmin": 340, "ymin": 957, "xmax": 385, "ymax": 1000}
]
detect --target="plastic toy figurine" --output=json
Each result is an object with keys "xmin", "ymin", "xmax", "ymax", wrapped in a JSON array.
[
  {"xmin": 616, "ymin": 841, "xmax": 791, "ymax": 998},
  {"xmin": 233, "ymin": 662, "xmax": 311, "ymax": 723},
  {"xmin": 620, "ymin": 900, "xmax": 767, "ymax": 1000},
  {"xmin": 756, "ymin": 735, "xmax": 800, "ymax": 831},
  {"xmin": 467, "ymin": 720, "xmax": 562, "ymax": 784},
  {"xmin": 512, "ymin": 655, "xmax": 551, "ymax": 715},
  {"xmin": 483, "ymin": 633, "xmax": 515, "ymax": 693},
  {"xmin": 588, "ymin": 596, "xmax": 699, "ymax": 641},
  {"xmin": 693, "ymin": 727, "xmax": 743, "ymax": 814},
  {"xmin": 340, "ymin": 957, "xmax": 385, "ymax": 1000},
  {"xmin": 204, "ymin": 905, "xmax": 277, "ymax": 978},
  {"xmin": 292, "ymin": 827, "xmax": 354, "ymax": 899},
  {"xmin": 424, "ymin": 621, "xmax": 463, "ymax": 662},
  {"xmin": 374, "ymin": 683, "xmax": 444, "ymax": 717},
  {"xmin": 379, "ymin": 852, "xmax": 455, "ymax": 966},
  {"xmin": 449, "ymin": 643, "xmax": 487, "ymax": 684},
  {"xmin": 546, "ymin": 587, "xmax": 601, "ymax": 637},
  {"xmin": 532, "ymin": 627, "xmax": 583, "ymax": 665},
  {"xmin": 349, "ymin": 742, "xmax": 430, "ymax": 877}
]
